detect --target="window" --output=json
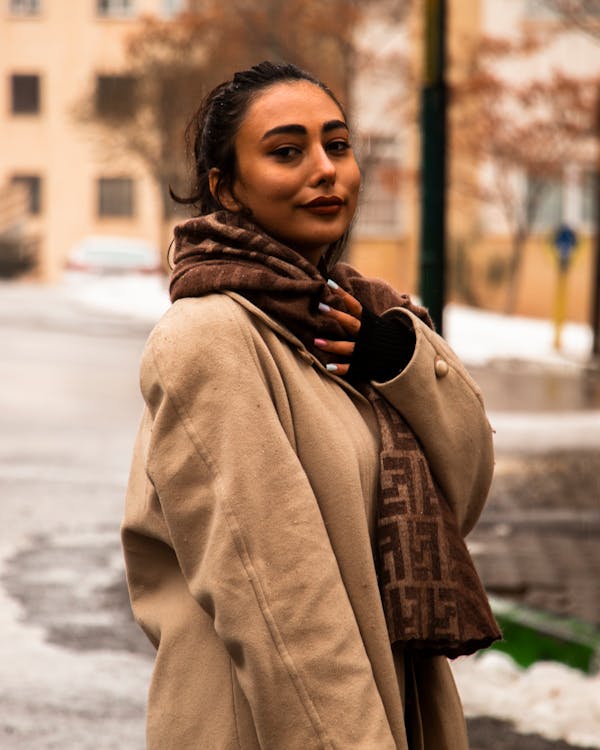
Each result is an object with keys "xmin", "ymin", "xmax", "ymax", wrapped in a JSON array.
[
  {"xmin": 355, "ymin": 135, "xmax": 402, "ymax": 236},
  {"xmin": 95, "ymin": 75, "xmax": 137, "ymax": 118},
  {"xmin": 10, "ymin": 175, "xmax": 41, "ymax": 214},
  {"xmin": 527, "ymin": 175, "xmax": 564, "ymax": 230},
  {"xmin": 9, "ymin": 0, "xmax": 41, "ymax": 14},
  {"xmin": 525, "ymin": 0, "xmax": 600, "ymax": 20},
  {"xmin": 582, "ymin": 171, "xmax": 598, "ymax": 226},
  {"xmin": 11, "ymin": 74, "xmax": 40, "ymax": 114},
  {"xmin": 162, "ymin": 0, "xmax": 185, "ymax": 17},
  {"xmin": 524, "ymin": 0, "xmax": 557, "ymax": 19},
  {"xmin": 98, "ymin": 177, "xmax": 134, "ymax": 217},
  {"xmin": 96, "ymin": 0, "xmax": 134, "ymax": 18}
]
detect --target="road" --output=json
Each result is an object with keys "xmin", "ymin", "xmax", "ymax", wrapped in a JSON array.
[
  {"xmin": 0, "ymin": 282, "xmax": 153, "ymax": 749},
  {"xmin": 1, "ymin": 280, "xmax": 597, "ymax": 750}
]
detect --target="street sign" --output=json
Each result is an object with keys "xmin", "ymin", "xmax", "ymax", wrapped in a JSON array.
[
  {"xmin": 553, "ymin": 223, "xmax": 578, "ymax": 272},
  {"xmin": 551, "ymin": 223, "xmax": 578, "ymax": 350}
]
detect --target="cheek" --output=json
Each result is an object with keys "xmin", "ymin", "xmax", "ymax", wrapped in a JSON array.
[
  {"xmin": 237, "ymin": 160, "xmax": 301, "ymax": 204},
  {"xmin": 259, "ymin": 171, "xmax": 303, "ymax": 202}
]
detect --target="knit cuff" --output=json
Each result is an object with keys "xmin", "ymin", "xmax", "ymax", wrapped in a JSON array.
[{"xmin": 347, "ymin": 307, "xmax": 416, "ymax": 383}]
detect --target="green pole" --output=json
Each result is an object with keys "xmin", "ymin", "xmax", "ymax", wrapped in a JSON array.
[
  {"xmin": 591, "ymin": 87, "xmax": 600, "ymax": 359},
  {"xmin": 419, "ymin": 0, "xmax": 448, "ymax": 334}
]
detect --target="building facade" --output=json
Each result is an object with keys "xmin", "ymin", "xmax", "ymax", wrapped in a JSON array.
[
  {"xmin": 1, "ymin": 0, "xmax": 408, "ymax": 283},
  {"xmin": 1, "ymin": 0, "xmax": 185, "ymax": 281},
  {"xmin": 353, "ymin": 0, "xmax": 599, "ymax": 323},
  {"xmin": 1, "ymin": 0, "xmax": 598, "ymax": 324}
]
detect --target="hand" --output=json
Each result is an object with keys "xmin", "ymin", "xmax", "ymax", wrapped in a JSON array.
[{"xmin": 314, "ymin": 280, "xmax": 363, "ymax": 377}]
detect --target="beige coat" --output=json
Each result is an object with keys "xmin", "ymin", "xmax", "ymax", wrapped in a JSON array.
[{"xmin": 122, "ymin": 291, "xmax": 494, "ymax": 750}]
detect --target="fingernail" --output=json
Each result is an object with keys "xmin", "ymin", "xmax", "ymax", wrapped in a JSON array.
[
  {"xmin": 326, "ymin": 364, "xmax": 338, "ymax": 372},
  {"xmin": 314, "ymin": 338, "xmax": 328, "ymax": 347},
  {"xmin": 318, "ymin": 302, "xmax": 331, "ymax": 313},
  {"xmin": 326, "ymin": 279, "xmax": 339, "ymax": 290}
]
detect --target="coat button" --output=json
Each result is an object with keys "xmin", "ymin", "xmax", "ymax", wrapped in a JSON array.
[{"xmin": 434, "ymin": 357, "xmax": 449, "ymax": 378}]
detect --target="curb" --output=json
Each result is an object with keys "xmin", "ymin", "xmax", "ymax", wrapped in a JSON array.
[{"xmin": 489, "ymin": 596, "xmax": 600, "ymax": 674}]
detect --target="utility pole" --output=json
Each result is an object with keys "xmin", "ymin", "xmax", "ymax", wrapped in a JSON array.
[
  {"xmin": 591, "ymin": 86, "xmax": 600, "ymax": 359},
  {"xmin": 419, "ymin": 0, "xmax": 448, "ymax": 334}
]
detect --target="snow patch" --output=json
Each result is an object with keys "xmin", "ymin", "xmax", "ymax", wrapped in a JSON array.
[
  {"xmin": 62, "ymin": 275, "xmax": 595, "ymax": 368},
  {"xmin": 452, "ymin": 651, "xmax": 600, "ymax": 748},
  {"xmin": 445, "ymin": 305, "xmax": 593, "ymax": 370}
]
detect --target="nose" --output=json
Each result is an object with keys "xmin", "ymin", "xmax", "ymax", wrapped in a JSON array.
[{"xmin": 309, "ymin": 145, "xmax": 336, "ymax": 186}]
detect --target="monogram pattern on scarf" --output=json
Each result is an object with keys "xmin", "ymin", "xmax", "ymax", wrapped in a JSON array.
[{"xmin": 371, "ymin": 388, "xmax": 500, "ymax": 655}]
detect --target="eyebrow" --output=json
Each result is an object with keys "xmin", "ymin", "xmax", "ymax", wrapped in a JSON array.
[{"xmin": 260, "ymin": 119, "xmax": 348, "ymax": 141}]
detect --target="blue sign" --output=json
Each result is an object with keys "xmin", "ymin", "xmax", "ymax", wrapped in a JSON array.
[{"xmin": 553, "ymin": 224, "xmax": 577, "ymax": 271}]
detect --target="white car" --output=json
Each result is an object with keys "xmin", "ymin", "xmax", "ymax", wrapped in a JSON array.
[{"xmin": 66, "ymin": 235, "xmax": 163, "ymax": 275}]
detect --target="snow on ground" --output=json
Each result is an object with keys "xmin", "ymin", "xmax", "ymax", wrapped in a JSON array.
[
  {"xmin": 62, "ymin": 273, "xmax": 595, "ymax": 370},
  {"xmin": 490, "ymin": 409, "xmax": 600, "ymax": 451},
  {"xmin": 62, "ymin": 272, "xmax": 171, "ymax": 323},
  {"xmin": 452, "ymin": 651, "xmax": 600, "ymax": 749},
  {"xmin": 445, "ymin": 305, "xmax": 594, "ymax": 371}
]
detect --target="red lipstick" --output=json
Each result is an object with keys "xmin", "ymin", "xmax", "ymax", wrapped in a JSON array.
[{"xmin": 301, "ymin": 196, "xmax": 344, "ymax": 215}]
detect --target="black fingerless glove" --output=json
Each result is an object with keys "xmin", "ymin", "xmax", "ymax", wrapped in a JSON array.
[{"xmin": 347, "ymin": 307, "xmax": 416, "ymax": 383}]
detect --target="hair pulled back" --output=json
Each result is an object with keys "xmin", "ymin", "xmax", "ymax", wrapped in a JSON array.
[{"xmin": 172, "ymin": 60, "xmax": 353, "ymax": 268}]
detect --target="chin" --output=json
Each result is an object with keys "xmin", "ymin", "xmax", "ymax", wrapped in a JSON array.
[
  {"xmin": 296, "ymin": 237, "xmax": 341, "ymax": 254},
  {"xmin": 297, "ymin": 228, "xmax": 346, "ymax": 251}
]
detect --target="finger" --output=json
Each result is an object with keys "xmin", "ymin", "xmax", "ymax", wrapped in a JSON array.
[
  {"xmin": 325, "ymin": 363, "xmax": 350, "ymax": 376},
  {"xmin": 327, "ymin": 279, "xmax": 363, "ymax": 317},
  {"xmin": 318, "ymin": 303, "xmax": 361, "ymax": 336},
  {"xmin": 314, "ymin": 338, "xmax": 355, "ymax": 357}
]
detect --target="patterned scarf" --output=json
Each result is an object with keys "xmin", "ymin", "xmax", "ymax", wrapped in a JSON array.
[{"xmin": 170, "ymin": 210, "xmax": 501, "ymax": 658}]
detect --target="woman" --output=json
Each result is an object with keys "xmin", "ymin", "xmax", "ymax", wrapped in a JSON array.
[{"xmin": 122, "ymin": 61, "xmax": 500, "ymax": 749}]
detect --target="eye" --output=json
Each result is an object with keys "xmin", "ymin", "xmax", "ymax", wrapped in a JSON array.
[
  {"xmin": 271, "ymin": 145, "xmax": 302, "ymax": 161},
  {"xmin": 326, "ymin": 139, "xmax": 352, "ymax": 155}
]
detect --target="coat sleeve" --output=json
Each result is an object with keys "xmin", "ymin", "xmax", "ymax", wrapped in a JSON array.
[
  {"xmin": 133, "ymin": 303, "xmax": 397, "ymax": 750},
  {"xmin": 372, "ymin": 307, "xmax": 495, "ymax": 536}
]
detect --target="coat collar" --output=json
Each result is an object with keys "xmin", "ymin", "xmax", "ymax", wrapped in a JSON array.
[{"xmin": 224, "ymin": 291, "xmax": 369, "ymax": 405}]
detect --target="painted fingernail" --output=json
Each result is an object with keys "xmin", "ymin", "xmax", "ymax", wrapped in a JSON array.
[
  {"xmin": 326, "ymin": 364, "xmax": 338, "ymax": 372},
  {"xmin": 314, "ymin": 338, "xmax": 328, "ymax": 347},
  {"xmin": 326, "ymin": 279, "xmax": 339, "ymax": 290},
  {"xmin": 318, "ymin": 302, "xmax": 331, "ymax": 313}
]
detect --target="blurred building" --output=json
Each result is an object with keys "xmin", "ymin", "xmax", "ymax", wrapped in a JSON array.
[
  {"xmin": 0, "ymin": 0, "xmax": 185, "ymax": 281},
  {"xmin": 354, "ymin": 0, "xmax": 600, "ymax": 323},
  {"xmin": 0, "ymin": 0, "xmax": 409, "ymax": 284},
  {"xmin": 1, "ymin": 0, "xmax": 598, "ymax": 324},
  {"xmin": 454, "ymin": 0, "xmax": 599, "ymax": 322}
]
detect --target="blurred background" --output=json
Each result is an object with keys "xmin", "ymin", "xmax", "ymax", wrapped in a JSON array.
[{"xmin": 1, "ymin": 1, "xmax": 600, "ymax": 749}]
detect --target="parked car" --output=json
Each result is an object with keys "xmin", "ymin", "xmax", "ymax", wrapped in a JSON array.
[{"xmin": 66, "ymin": 235, "xmax": 163, "ymax": 275}]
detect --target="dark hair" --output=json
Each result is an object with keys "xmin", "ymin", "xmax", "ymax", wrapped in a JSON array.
[{"xmin": 171, "ymin": 60, "xmax": 353, "ymax": 268}]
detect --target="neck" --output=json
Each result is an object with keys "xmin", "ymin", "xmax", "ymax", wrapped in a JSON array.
[{"xmin": 298, "ymin": 247, "xmax": 326, "ymax": 268}]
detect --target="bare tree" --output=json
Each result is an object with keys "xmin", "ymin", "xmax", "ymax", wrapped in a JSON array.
[
  {"xmin": 540, "ymin": 0, "xmax": 600, "ymax": 353},
  {"xmin": 539, "ymin": 0, "xmax": 600, "ymax": 39},
  {"xmin": 451, "ymin": 33, "xmax": 597, "ymax": 313}
]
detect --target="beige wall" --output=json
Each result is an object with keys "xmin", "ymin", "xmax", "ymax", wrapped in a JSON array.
[
  {"xmin": 350, "ymin": 236, "xmax": 416, "ymax": 296},
  {"xmin": 464, "ymin": 234, "xmax": 594, "ymax": 322},
  {"xmin": 1, "ymin": 0, "xmax": 164, "ymax": 281},
  {"xmin": 350, "ymin": 231, "xmax": 594, "ymax": 324}
]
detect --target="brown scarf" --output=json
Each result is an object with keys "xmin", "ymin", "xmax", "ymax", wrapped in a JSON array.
[{"xmin": 170, "ymin": 210, "xmax": 501, "ymax": 658}]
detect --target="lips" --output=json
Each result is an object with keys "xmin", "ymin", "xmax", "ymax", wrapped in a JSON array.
[
  {"xmin": 301, "ymin": 196, "xmax": 345, "ymax": 215},
  {"xmin": 302, "ymin": 196, "xmax": 344, "ymax": 208}
]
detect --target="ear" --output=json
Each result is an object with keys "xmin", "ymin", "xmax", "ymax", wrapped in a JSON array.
[{"xmin": 208, "ymin": 168, "xmax": 241, "ymax": 212}]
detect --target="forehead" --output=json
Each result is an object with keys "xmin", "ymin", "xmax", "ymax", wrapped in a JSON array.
[{"xmin": 240, "ymin": 81, "xmax": 345, "ymax": 135}]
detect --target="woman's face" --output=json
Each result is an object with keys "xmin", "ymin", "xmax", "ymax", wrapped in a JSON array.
[{"xmin": 219, "ymin": 81, "xmax": 361, "ymax": 265}]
